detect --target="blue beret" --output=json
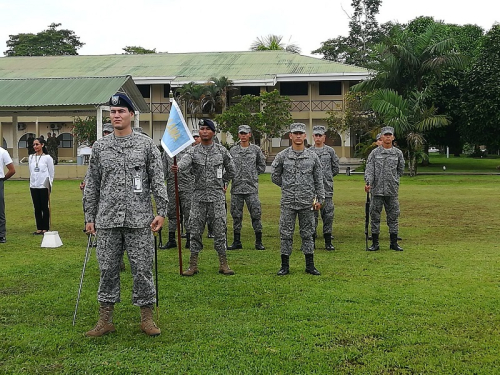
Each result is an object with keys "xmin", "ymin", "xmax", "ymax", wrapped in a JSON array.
[
  {"xmin": 199, "ymin": 119, "xmax": 216, "ymax": 132},
  {"xmin": 109, "ymin": 93, "xmax": 135, "ymax": 111}
]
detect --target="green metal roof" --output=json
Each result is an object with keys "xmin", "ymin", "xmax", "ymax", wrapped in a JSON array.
[
  {"xmin": 0, "ymin": 76, "xmax": 150, "ymax": 113},
  {"xmin": 0, "ymin": 51, "xmax": 369, "ymax": 84}
]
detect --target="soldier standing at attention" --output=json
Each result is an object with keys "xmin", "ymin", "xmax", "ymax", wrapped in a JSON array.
[
  {"xmin": 227, "ymin": 125, "xmax": 267, "ymax": 250},
  {"xmin": 83, "ymin": 93, "xmax": 168, "ymax": 337},
  {"xmin": 271, "ymin": 123, "xmax": 325, "ymax": 276},
  {"xmin": 172, "ymin": 119, "xmax": 236, "ymax": 276},
  {"xmin": 311, "ymin": 125, "xmax": 339, "ymax": 251},
  {"xmin": 364, "ymin": 126, "xmax": 405, "ymax": 252}
]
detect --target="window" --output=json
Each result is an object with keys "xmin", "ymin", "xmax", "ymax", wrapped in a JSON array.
[
  {"xmin": 240, "ymin": 86, "xmax": 261, "ymax": 96},
  {"xmin": 57, "ymin": 133, "xmax": 73, "ymax": 148},
  {"xmin": 18, "ymin": 133, "xmax": 36, "ymax": 149},
  {"xmin": 137, "ymin": 84, "xmax": 151, "ymax": 98},
  {"xmin": 319, "ymin": 82, "xmax": 342, "ymax": 95},
  {"xmin": 279, "ymin": 82, "xmax": 308, "ymax": 96},
  {"xmin": 163, "ymin": 84, "xmax": 172, "ymax": 98}
]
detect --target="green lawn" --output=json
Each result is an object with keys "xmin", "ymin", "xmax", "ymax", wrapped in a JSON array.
[
  {"xmin": 1, "ymin": 174, "xmax": 499, "ymax": 374},
  {"xmin": 418, "ymin": 153, "xmax": 500, "ymax": 173}
]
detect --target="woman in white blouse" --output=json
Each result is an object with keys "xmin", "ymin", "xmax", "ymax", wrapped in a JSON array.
[{"xmin": 29, "ymin": 138, "xmax": 54, "ymax": 235}]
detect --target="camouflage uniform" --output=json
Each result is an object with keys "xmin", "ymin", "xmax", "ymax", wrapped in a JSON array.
[
  {"xmin": 311, "ymin": 144, "xmax": 339, "ymax": 236},
  {"xmin": 364, "ymin": 144, "xmax": 404, "ymax": 235},
  {"xmin": 83, "ymin": 132, "xmax": 168, "ymax": 306},
  {"xmin": 271, "ymin": 147, "xmax": 325, "ymax": 255},
  {"xmin": 229, "ymin": 144, "xmax": 266, "ymax": 233},
  {"xmin": 177, "ymin": 142, "xmax": 235, "ymax": 255},
  {"xmin": 162, "ymin": 146, "xmax": 194, "ymax": 233}
]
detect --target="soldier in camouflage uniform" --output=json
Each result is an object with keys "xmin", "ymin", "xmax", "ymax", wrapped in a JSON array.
[
  {"xmin": 227, "ymin": 125, "xmax": 267, "ymax": 250},
  {"xmin": 311, "ymin": 125, "xmax": 339, "ymax": 251},
  {"xmin": 364, "ymin": 126, "xmax": 405, "ymax": 252},
  {"xmin": 83, "ymin": 93, "xmax": 168, "ymax": 337},
  {"xmin": 172, "ymin": 119, "xmax": 236, "ymax": 276},
  {"xmin": 271, "ymin": 123, "xmax": 325, "ymax": 276},
  {"xmin": 161, "ymin": 141, "xmax": 194, "ymax": 249}
]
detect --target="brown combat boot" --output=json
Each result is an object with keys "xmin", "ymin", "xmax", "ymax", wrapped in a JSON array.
[
  {"xmin": 218, "ymin": 254, "xmax": 235, "ymax": 275},
  {"xmin": 85, "ymin": 303, "xmax": 116, "ymax": 337},
  {"xmin": 140, "ymin": 305, "xmax": 161, "ymax": 336},
  {"xmin": 182, "ymin": 253, "xmax": 199, "ymax": 276}
]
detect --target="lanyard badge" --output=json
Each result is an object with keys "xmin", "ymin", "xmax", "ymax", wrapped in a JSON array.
[{"xmin": 133, "ymin": 167, "xmax": 143, "ymax": 193}]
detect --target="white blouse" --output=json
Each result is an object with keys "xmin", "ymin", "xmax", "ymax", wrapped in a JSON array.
[{"xmin": 29, "ymin": 153, "xmax": 54, "ymax": 189}]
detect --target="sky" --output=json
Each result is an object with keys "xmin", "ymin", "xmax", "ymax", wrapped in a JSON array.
[{"xmin": 0, "ymin": 0, "xmax": 498, "ymax": 58}]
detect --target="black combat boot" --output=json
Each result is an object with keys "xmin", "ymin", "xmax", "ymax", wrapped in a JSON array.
[
  {"xmin": 305, "ymin": 254, "xmax": 321, "ymax": 275},
  {"xmin": 255, "ymin": 232, "xmax": 265, "ymax": 250},
  {"xmin": 227, "ymin": 231, "xmax": 242, "ymax": 250},
  {"xmin": 367, "ymin": 233, "xmax": 379, "ymax": 251},
  {"xmin": 160, "ymin": 232, "xmax": 176, "ymax": 249},
  {"xmin": 185, "ymin": 233, "xmax": 190, "ymax": 249},
  {"xmin": 390, "ymin": 233, "xmax": 404, "ymax": 251},
  {"xmin": 324, "ymin": 233, "xmax": 335, "ymax": 251},
  {"xmin": 277, "ymin": 254, "xmax": 290, "ymax": 276}
]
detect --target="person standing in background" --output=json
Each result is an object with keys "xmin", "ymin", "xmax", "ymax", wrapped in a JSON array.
[{"xmin": 0, "ymin": 146, "xmax": 15, "ymax": 243}]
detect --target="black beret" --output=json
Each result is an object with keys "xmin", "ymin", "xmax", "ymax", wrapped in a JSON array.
[
  {"xmin": 199, "ymin": 119, "xmax": 216, "ymax": 132},
  {"xmin": 109, "ymin": 93, "xmax": 135, "ymax": 112}
]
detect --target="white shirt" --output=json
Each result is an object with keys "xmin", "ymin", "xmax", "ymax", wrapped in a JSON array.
[
  {"xmin": 0, "ymin": 147, "xmax": 13, "ymax": 179},
  {"xmin": 29, "ymin": 153, "xmax": 54, "ymax": 189}
]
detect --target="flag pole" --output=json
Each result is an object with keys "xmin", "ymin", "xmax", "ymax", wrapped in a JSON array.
[{"xmin": 173, "ymin": 156, "xmax": 183, "ymax": 275}]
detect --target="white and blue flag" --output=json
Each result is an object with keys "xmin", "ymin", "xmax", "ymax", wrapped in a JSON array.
[{"xmin": 161, "ymin": 99, "xmax": 194, "ymax": 158}]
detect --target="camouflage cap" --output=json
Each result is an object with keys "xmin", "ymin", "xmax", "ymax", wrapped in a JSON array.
[
  {"xmin": 238, "ymin": 125, "xmax": 251, "ymax": 134},
  {"xmin": 102, "ymin": 123, "xmax": 114, "ymax": 134},
  {"xmin": 376, "ymin": 133, "xmax": 381, "ymax": 140},
  {"xmin": 381, "ymin": 126, "xmax": 394, "ymax": 135},
  {"xmin": 192, "ymin": 129, "xmax": 200, "ymax": 137},
  {"xmin": 313, "ymin": 125, "xmax": 326, "ymax": 135},
  {"xmin": 290, "ymin": 123, "xmax": 306, "ymax": 133}
]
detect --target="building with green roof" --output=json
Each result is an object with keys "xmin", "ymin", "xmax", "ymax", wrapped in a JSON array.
[{"xmin": 0, "ymin": 50, "xmax": 370, "ymax": 163}]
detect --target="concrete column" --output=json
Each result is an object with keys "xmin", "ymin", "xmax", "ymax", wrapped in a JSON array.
[{"xmin": 12, "ymin": 115, "xmax": 19, "ymax": 164}]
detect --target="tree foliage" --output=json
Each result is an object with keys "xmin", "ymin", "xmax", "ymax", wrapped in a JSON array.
[
  {"xmin": 215, "ymin": 90, "xmax": 292, "ymax": 145},
  {"xmin": 72, "ymin": 116, "xmax": 109, "ymax": 146},
  {"xmin": 462, "ymin": 24, "xmax": 500, "ymax": 152},
  {"xmin": 250, "ymin": 35, "xmax": 301, "ymax": 54},
  {"xmin": 122, "ymin": 46, "xmax": 157, "ymax": 54},
  {"xmin": 312, "ymin": 0, "xmax": 389, "ymax": 67},
  {"xmin": 4, "ymin": 23, "xmax": 84, "ymax": 56}
]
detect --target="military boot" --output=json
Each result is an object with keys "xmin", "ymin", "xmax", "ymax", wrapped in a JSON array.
[
  {"xmin": 160, "ymin": 232, "xmax": 176, "ymax": 249},
  {"xmin": 140, "ymin": 305, "xmax": 161, "ymax": 336},
  {"xmin": 324, "ymin": 233, "xmax": 335, "ymax": 251},
  {"xmin": 305, "ymin": 254, "xmax": 321, "ymax": 275},
  {"xmin": 367, "ymin": 233, "xmax": 380, "ymax": 251},
  {"xmin": 277, "ymin": 254, "xmax": 290, "ymax": 276},
  {"xmin": 255, "ymin": 232, "xmax": 265, "ymax": 250},
  {"xmin": 227, "ymin": 231, "xmax": 242, "ymax": 250},
  {"xmin": 182, "ymin": 253, "xmax": 199, "ymax": 276},
  {"xmin": 218, "ymin": 254, "xmax": 235, "ymax": 275},
  {"xmin": 185, "ymin": 233, "xmax": 190, "ymax": 249},
  {"xmin": 85, "ymin": 303, "xmax": 115, "ymax": 337},
  {"xmin": 390, "ymin": 233, "xmax": 404, "ymax": 251}
]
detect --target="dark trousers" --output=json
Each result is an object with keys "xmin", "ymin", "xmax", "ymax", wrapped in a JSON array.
[
  {"xmin": 0, "ymin": 181, "xmax": 5, "ymax": 237},
  {"xmin": 30, "ymin": 188, "xmax": 50, "ymax": 231}
]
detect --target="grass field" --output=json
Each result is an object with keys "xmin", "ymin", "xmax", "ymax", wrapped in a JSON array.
[{"xmin": 0, "ymin": 172, "xmax": 499, "ymax": 374}]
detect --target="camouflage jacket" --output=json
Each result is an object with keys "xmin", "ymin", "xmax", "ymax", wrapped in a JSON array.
[
  {"xmin": 162, "ymin": 146, "xmax": 194, "ymax": 193},
  {"xmin": 311, "ymin": 145, "xmax": 339, "ymax": 197},
  {"xmin": 364, "ymin": 146, "xmax": 405, "ymax": 196},
  {"xmin": 271, "ymin": 147, "xmax": 325, "ymax": 210},
  {"xmin": 83, "ymin": 132, "xmax": 168, "ymax": 228},
  {"xmin": 229, "ymin": 144, "xmax": 266, "ymax": 195},
  {"xmin": 177, "ymin": 142, "xmax": 235, "ymax": 202}
]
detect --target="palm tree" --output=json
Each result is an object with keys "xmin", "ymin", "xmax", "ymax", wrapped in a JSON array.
[
  {"xmin": 176, "ymin": 82, "xmax": 208, "ymax": 127},
  {"xmin": 210, "ymin": 76, "xmax": 234, "ymax": 112},
  {"xmin": 250, "ymin": 35, "xmax": 301, "ymax": 54}
]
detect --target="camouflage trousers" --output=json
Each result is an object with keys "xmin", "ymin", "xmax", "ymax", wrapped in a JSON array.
[
  {"xmin": 230, "ymin": 193, "xmax": 262, "ymax": 233},
  {"xmin": 279, "ymin": 206, "xmax": 315, "ymax": 256},
  {"xmin": 96, "ymin": 227, "xmax": 155, "ymax": 306},
  {"xmin": 314, "ymin": 197, "xmax": 334, "ymax": 235},
  {"xmin": 167, "ymin": 188, "xmax": 192, "ymax": 233},
  {"xmin": 370, "ymin": 195, "xmax": 400, "ymax": 234},
  {"xmin": 189, "ymin": 200, "xmax": 227, "ymax": 255}
]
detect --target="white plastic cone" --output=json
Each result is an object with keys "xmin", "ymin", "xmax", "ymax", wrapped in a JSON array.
[{"xmin": 41, "ymin": 231, "xmax": 63, "ymax": 248}]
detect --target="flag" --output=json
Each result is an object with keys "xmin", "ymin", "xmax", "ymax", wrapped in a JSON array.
[{"xmin": 161, "ymin": 99, "xmax": 194, "ymax": 158}]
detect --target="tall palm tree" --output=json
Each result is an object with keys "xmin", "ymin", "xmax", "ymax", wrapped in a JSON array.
[
  {"xmin": 176, "ymin": 82, "xmax": 208, "ymax": 127},
  {"xmin": 250, "ymin": 35, "xmax": 301, "ymax": 54}
]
